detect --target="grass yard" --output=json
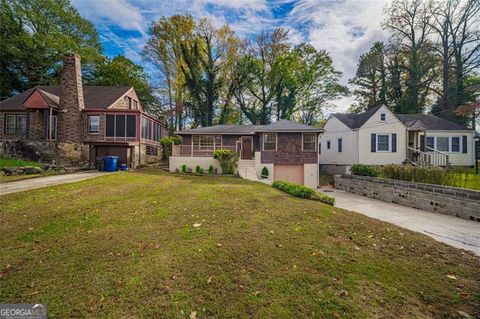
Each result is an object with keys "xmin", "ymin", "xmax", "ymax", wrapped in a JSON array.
[
  {"xmin": 0, "ymin": 170, "xmax": 479, "ymax": 318},
  {"xmin": 0, "ymin": 156, "xmax": 43, "ymax": 168},
  {"xmin": 452, "ymin": 166, "xmax": 480, "ymax": 190}
]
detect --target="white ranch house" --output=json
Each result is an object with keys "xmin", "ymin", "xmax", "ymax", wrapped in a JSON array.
[{"xmin": 319, "ymin": 105, "xmax": 476, "ymax": 175}]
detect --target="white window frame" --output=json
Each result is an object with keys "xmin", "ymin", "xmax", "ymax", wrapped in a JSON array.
[
  {"xmin": 426, "ymin": 136, "xmax": 462, "ymax": 153},
  {"xmin": 263, "ymin": 133, "xmax": 277, "ymax": 151},
  {"xmin": 450, "ymin": 137, "xmax": 460, "ymax": 153},
  {"xmin": 376, "ymin": 134, "xmax": 391, "ymax": 152},
  {"xmin": 88, "ymin": 115, "xmax": 100, "ymax": 134},
  {"xmin": 302, "ymin": 133, "xmax": 316, "ymax": 152},
  {"xmin": 380, "ymin": 113, "xmax": 386, "ymax": 122},
  {"xmin": 193, "ymin": 135, "xmax": 222, "ymax": 151}
]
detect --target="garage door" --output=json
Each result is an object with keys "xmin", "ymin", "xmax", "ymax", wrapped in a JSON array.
[{"xmin": 274, "ymin": 165, "xmax": 304, "ymax": 185}]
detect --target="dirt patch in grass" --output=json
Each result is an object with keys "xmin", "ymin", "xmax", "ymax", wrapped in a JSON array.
[{"xmin": 0, "ymin": 169, "xmax": 479, "ymax": 318}]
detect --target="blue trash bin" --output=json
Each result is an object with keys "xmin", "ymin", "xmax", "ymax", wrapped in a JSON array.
[
  {"xmin": 104, "ymin": 156, "xmax": 119, "ymax": 172},
  {"xmin": 120, "ymin": 163, "xmax": 127, "ymax": 171}
]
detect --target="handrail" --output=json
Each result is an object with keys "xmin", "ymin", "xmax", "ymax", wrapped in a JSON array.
[{"xmin": 407, "ymin": 146, "xmax": 449, "ymax": 168}]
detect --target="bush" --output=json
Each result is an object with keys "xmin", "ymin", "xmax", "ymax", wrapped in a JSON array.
[
  {"xmin": 261, "ymin": 166, "xmax": 269, "ymax": 178},
  {"xmin": 213, "ymin": 149, "xmax": 239, "ymax": 174},
  {"xmin": 379, "ymin": 164, "xmax": 460, "ymax": 186},
  {"xmin": 208, "ymin": 165, "xmax": 214, "ymax": 174},
  {"xmin": 195, "ymin": 165, "xmax": 204, "ymax": 174},
  {"xmin": 181, "ymin": 164, "xmax": 187, "ymax": 173},
  {"xmin": 272, "ymin": 180, "xmax": 335, "ymax": 206},
  {"xmin": 351, "ymin": 164, "xmax": 378, "ymax": 177},
  {"xmin": 160, "ymin": 136, "xmax": 182, "ymax": 158}
]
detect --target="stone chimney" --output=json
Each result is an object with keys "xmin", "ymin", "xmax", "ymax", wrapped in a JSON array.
[{"xmin": 58, "ymin": 54, "xmax": 84, "ymax": 143}]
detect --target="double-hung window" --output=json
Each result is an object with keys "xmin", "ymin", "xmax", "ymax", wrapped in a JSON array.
[
  {"xmin": 338, "ymin": 138, "xmax": 343, "ymax": 152},
  {"xmin": 377, "ymin": 134, "xmax": 390, "ymax": 151},
  {"xmin": 263, "ymin": 133, "xmax": 276, "ymax": 151},
  {"xmin": 5, "ymin": 114, "xmax": 26, "ymax": 135},
  {"xmin": 436, "ymin": 137, "xmax": 449, "ymax": 152},
  {"xmin": 303, "ymin": 133, "xmax": 316, "ymax": 151},
  {"xmin": 451, "ymin": 137, "xmax": 460, "ymax": 152},
  {"xmin": 88, "ymin": 115, "xmax": 100, "ymax": 134}
]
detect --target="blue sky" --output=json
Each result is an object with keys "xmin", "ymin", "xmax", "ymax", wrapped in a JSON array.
[{"xmin": 71, "ymin": 0, "xmax": 391, "ymax": 112}]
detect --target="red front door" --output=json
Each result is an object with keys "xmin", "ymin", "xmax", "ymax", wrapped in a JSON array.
[{"xmin": 241, "ymin": 137, "xmax": 252, "ymax": 159}]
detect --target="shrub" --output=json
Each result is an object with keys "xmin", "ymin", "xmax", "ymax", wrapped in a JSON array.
[
  {"xmin": 213, "ymin": 149, "xmax": 239, "ymax": 174},
  {"xmin": 272, "ymin": 180, "xmax": 335, "ymax": 206},
  {"xmin": 379, "ymin": 164, "xmax": 460, "ymax": 186},
  {"xmin": 160, "ymin": 136, "xmax": 182, "ymax": 158},
  {"xmin": 186, "ymin": 167, "xmax": 193, "ymax": 173},
  {"xmin": 195, "ymin": 165, "xmax": 204, "ymax": 174},
  {"xmin": 181, "ymin": 164, "xmax": 187, "ymax": 173},
  {"xmin": 208, "ymin": 165, "xmax": 214, "ymax": 174},
  {"xmin": 261, "ymin": 166, "xmax": 269, "ymax": 178},
  {"xmin": 351, "ymin": 164, "xmax": 378, "ymax": 177}
]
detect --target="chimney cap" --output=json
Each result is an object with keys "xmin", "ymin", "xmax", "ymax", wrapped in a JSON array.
[{"xmin": 64, "ymin": 53, "xmax": 81, "ymax": 60}]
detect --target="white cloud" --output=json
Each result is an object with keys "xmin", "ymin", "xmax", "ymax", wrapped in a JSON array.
[{"xmin": 72, "ymin": 0, "xmax": 392, "ymax": 113}]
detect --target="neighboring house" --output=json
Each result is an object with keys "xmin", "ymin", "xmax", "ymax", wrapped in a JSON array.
[
  {"xmin": 0, "ymin": 54, "xmax": 164, "ymax": 168},
  {"xmin": 319, "ymin": 105, "xmax": 475, "ymax": 174},
  {"xmin": 170, "ymin": 120, "xmax": 323, "ymax": 188}
]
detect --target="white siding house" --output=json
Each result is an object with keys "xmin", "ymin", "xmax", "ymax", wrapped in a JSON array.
[{"xmin": 320, "ymin": 105, "xmax": 475, "ymax": 173}]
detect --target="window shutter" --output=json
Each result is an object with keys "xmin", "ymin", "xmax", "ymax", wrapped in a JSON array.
[
  {"xmin": 319, "ymin": 143, "xmax": 321, "ymax": 155},
  {"xmin": 462, "ymin": 135, "xmax": 467, "ymax": 153},
  {"xmin": 420, "ymin": 135, "xmax": 425, "ymax": 151},
  {"xmin": 371, "ymin": 134, "xmax": 376, "ymax": 152},
  {"xmin": 392, "ymin": 134, "xmax": 397, "ymax": 152}
]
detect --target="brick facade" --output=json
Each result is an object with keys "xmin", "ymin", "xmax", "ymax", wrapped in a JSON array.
[{"xmin": 261, "ymin": 133, "xmax": 318, "ymax": 164}]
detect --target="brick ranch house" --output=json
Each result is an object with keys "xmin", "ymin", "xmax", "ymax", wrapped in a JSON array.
[
  {"xmin": 0, "ymin": 54, "xmax": 164, "ymax": 168},
  {"xmin": 170, "ymin": 120, "xmax": 323, "ymax": 189}
]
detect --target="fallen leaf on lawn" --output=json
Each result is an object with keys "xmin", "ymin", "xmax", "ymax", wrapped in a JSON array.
[
  {"xmin": 193, "ymin": 223, "xmax": 201, "ymax": 228},
  {"xmin": 216, "ymin": 243, "xmax": 222, "ymax": 247},
  {"xmin": 189, "ymin": 311, "xmax": 197, "ymax": 319},
  {"xmin": 253, "ymin": 291, "xmax": 260, "ymax": 296},
  {"xmin": 239, "ymin": 284, "xmax": 245, "ymax": 291},
  {"xmin": 339, "ymin": 290, "xmax": 348, "ymax": 297},
  {"xmin": 171, "ymin": 274, "xmax": 177, "ymax": 280},
  {"xmin": 30, "ymin": 291, "xmax": 39, "ymax": 296},
  {"xmin": 276, "ymin": 244, "xmax": 283, "ymax": 247},
  {"xmin": 459, "ymin": 292, "xmax": 470, "ymax": 300},
  {"xmin": 447, "ymin": 274, "xmax": 457, "ymax": 280},
  {"xmin": 354, "ymin": 246, "xmax": 361, "ymax": 251},
  {"xmin": 207, "ymin": 276, "xmax": 212, "ymax": 284},
  {"xmin": 367, "ymin": 235, "xmax": 373, "ymax": 238}
]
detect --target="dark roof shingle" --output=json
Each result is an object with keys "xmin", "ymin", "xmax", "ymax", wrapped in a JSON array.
[
  {"xmin": 175, "ymin": 120, "xmax": 323, "ymax": 135},
  {"xmin": 0, "ymin": 85, "xmax": 132, "ymax": 111},
  {"xmin": 332, "ymin": 106, "xmax": 382, "ymax": 129},
  {"xmin": 396, "ymin": 114, "xmax": 470, "ymax": 131}
]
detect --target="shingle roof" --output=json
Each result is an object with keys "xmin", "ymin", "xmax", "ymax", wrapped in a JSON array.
[
  {"xmin": 175, "ymin": 120, "xmax": 323, "ymax": 135},
  {"xmin": 176, "ymin": 124, "xmax": 262, "ymax": 135},
  {"xmin": 0, "ymin": 85, "xmax": 132, "ymax": 111},
  {"xmin": 396, "ymin": 114, "xmax": 470, "ymax": 131},
  {"xmin": 332, "ymin": 106, "xmax": 382, "ymax": 129}
]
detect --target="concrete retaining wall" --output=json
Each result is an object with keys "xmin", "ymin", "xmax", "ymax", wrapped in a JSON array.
[{"xmin": 334, "ymin": 174, "xmax": 480, "ymax": 221}]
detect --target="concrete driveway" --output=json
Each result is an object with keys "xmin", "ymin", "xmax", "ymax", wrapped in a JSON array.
[
  {"xmin": 0, "ymin": 171, "xmax": 110, "ymax": 196},
  {"xmin": 318, "ymin": 188, "xmax": 480, "ymax": 256}
]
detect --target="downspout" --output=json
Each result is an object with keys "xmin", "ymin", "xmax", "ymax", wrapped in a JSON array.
[
  {"xmin": 48, "ymin": 106, "xmax": 52, "ymax": 147},
  {"xmin": 356, "ymin": 129, "xmax": 359, "ymax": 164}
]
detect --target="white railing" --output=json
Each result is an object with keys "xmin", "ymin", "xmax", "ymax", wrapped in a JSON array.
[
  {"xmin": 407, "ymin": 147, "xmax": 450, "ymax": 168},
  {"xmin": 172, "ymin": 144, "xmax": 237, "ymax": 157}
]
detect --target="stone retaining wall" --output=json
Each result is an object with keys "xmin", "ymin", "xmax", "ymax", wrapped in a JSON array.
[{"xmin": 334, "ymin": 175, "xmax": 480, "ymax": 221}]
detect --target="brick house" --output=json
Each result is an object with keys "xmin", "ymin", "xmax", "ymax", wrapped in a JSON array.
[
  {"xmin": 0, "ymin": 54, "xmax": 164, "ymax": 168},
  {"xmin": 170, "ymin": 120, "xmax": 323, "ymax": 188}
]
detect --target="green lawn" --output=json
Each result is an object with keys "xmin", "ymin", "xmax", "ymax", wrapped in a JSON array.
[
  {"xmin": 0, "ymin": 170, "xmax": 479, "ymax": 318},
  {"xmin": 0, "ymin": 156, "xmax": 43, "ymax": 168},
  {"xmin": 451, "ymin": 166, "xmax": 480, "ymax": 190}
]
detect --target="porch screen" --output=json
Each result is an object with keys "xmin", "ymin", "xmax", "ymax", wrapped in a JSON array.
[{"xmin": 106, "ymin": 114, "xmax": 136, "ymax": 138}]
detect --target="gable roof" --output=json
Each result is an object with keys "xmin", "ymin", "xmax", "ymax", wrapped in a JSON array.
[
  {"xmin": 396, "ymin": 114, "xmax": 470, "ymax": 131},
  {"xmin": 175, "ymin": 120, "xmax": 323, "ymax": 135},
  {"xmin": 0, "ymin": 85, "xmax": 132, "ymax": 111},
  {"xmin": 332, "ymin": 105, "xmax": 383, "ymax": 129}
]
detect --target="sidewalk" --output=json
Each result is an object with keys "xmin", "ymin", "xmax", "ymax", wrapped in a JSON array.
[
  {"xmin": 0, "ymin": 171, "xmax": 110, "ymax": 196},
  {"xmin": 318, "ymin": 188, "xmax": 480, "ymax": 256}
]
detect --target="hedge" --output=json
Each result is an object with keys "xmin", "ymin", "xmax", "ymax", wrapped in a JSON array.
[
  {"xmin": 351, "ymin": 164, "xmax": 378, "ymax": 177},
  {"xmin": 272, "ymin": 180, "xmax": 335, "ymax": 206}
]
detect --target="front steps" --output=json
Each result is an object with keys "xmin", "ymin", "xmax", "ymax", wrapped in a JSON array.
[{"xmin": 237, "ymin": 160, "xmax": 259, "ymax": 181}]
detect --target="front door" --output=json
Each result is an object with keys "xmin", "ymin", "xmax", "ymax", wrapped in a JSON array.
[{"xmin": 241, "ymin": 137, "xmax": 252, "ymax": 159}]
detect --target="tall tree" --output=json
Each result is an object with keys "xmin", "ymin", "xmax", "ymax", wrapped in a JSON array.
[
  {"xmin": 0, "ymin": 0, "xmax": 102, "ymax": 99},
  {"xmin": 90, "ymin": 56, "xmax": 159, "ymax": 115},
  {"xmin": 384, "ymin": 0, "xmax": 438, "ymax": 114},
  {"xmin": 143, "ymin": 15, "xmax": 195, "ymax": 131},
  {"xmin": 349, "ymin": 42, "xmax": 389, "ymax": 113}
]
